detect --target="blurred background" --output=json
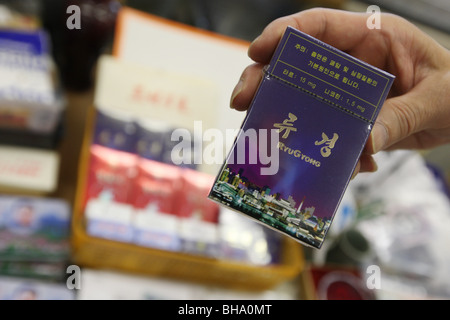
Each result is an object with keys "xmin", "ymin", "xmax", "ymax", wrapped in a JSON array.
[{"xmin": 0, "ymin": 0, "xmax": 449, "ymax": 300}]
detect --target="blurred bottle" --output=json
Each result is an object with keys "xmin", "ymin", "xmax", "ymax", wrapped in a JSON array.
[{"xmin": 41, "ymin": 0, "xmax": 121, "ymax": 92}]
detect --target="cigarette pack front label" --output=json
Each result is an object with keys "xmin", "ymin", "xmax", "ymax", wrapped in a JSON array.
[{"xmin": 208, "ymin": 27, "xmax": 395, "ymax": 249}]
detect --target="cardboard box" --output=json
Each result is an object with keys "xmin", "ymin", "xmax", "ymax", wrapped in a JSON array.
[
  {"xmin": 0, "ymin": 29, "xmax": 64, "ymax": 135},
  {"xmin": 208, "ymin": 26, "xmax": 395, "ymax": 249},
  {"xmin": 0, "ymin": 145, "xmax": 60, "ymax": 194},
  {"xmin": 71, "ymin": 9, "xmax": 305, "ymax": 290}
]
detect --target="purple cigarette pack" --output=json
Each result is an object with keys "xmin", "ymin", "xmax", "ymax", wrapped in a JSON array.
[{"xmin": 208, "ymin": 26, "xmax": 395, "ymax": 249}]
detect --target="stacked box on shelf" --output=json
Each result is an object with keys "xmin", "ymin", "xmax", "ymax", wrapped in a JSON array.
[
  {"xmin": 0, "ymin": 195, "xmax": 72, "ymax": 282},
  {"xmin": 0, "ymin": 29, "xmax": 64, "ymax": 149}
]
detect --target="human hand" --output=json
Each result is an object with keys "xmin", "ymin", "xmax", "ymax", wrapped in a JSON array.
[{"xmin": 230, "ymin": 8, "xmax": 450, "ymax": 175}]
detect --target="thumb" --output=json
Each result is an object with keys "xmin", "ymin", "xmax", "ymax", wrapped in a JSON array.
[
  {"xmin": 369, "ymin": 69, "xmax": 450, "ymax": 153},
  {"xmin": 369, "ymin": 94, "xmax": 424, "ymax": 153}
]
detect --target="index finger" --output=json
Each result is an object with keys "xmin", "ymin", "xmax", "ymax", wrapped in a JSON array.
[{"xmin": 248, "ymin": 8, "xmax": 373, "ymax": 64}]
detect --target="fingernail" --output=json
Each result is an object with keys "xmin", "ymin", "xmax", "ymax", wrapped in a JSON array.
[
  {"xmin": 368, "ymin": 156, "xmax": 378, "ymax": 172},
  {"xmin": 230, "ymin": 79, "xmax": 244, "ymax": 109},
  {"xmin": 248, "ymin": 35, "xmax": 261, "ymax": 54},
  {"xmin": 351, "ymin": 162, "xmax": 361, "ymax": 180},
  {"xmin": 371, "ymin": 122, "xmax": 388, "ymax": 154}
]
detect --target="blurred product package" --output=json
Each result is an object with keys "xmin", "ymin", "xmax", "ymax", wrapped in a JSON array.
[
  {"xmin": 0, "ymin": 194, "xmax": 71, "ymax": 285},
  {"xmin": 0, "ymin": 195, "xmax": 71, "ymax": 262},
  {"xmin": 0, "ymin": 28, "xmax": 64, "ymax": 148},
  {"xmin": 176, "ymin": 169, "xmax": 220, "ymax": 258},
  {"xmin": 0, "ymin": 144, "xmax": 60, "ymax": 194},
  {"xmin": 84, "ymin": 143, "xmax": 137, "ymax": 243},
  {"xmin": 132, "ymin": 159, "xmax": 182, "ymax": 251}
]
